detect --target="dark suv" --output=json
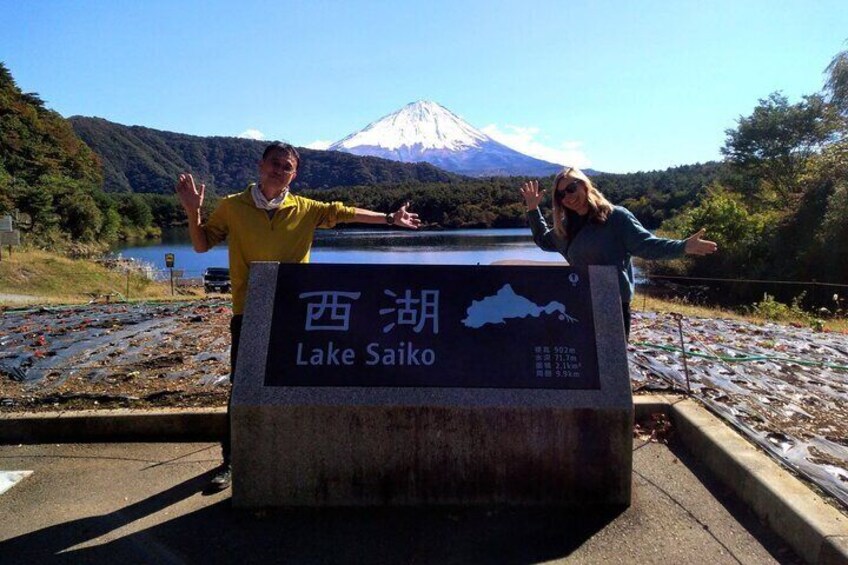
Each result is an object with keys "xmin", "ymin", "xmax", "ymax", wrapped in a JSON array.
[{"xmin": 203, "ymin": 267, "xmax": 231, "ymax": 294}]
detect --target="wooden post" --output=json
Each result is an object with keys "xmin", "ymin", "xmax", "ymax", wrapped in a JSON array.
[{"xmin": 672, "ymin": 313, "xmax": 691, "ymax": 395}]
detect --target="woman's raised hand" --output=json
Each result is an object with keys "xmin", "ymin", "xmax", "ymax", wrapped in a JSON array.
[
  {"xmin": 684, "ymin": 228, "xmax": 718, "ymax": 256},
  {"xmin": 519, "ymin": 180, "xmax": 545, "ymax": 211}
]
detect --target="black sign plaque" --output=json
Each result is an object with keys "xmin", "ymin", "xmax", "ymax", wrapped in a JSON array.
[{"xmin": 264, "ymin": 264, "xmax": 600, "ymax": 390}]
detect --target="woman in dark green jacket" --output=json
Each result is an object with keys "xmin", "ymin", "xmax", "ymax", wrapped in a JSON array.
[{"xmin": 521, "ymin": 166, "xmax": 717, "ymax": 338}]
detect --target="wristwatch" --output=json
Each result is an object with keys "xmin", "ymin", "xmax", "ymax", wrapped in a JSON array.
[{"xmin": 385, "ymin": 212, "xmax": 395, "ymax": 225}]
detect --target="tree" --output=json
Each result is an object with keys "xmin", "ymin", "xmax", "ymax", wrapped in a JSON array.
[
  {"xmin": 13, "ymin": 182, "xmax": 57, "ymax": 234},
  {"xmin": 661, "ymin": 184, "xmax": 774, "ymax": 277},
  {"xmin": 721, "ymin": 92, "xmax": 840, "ymax": 198},
  {"xmin": 91, "ymin": 190, "xmax": 121, "ymax": 241},
  {"xmin": 58, "ymin": 190, "xmax": 103, "ymax": 241},
  {"xmin": 115, "ymin": 193, "xmax": 154, "ymax": 229},
  {"xmin": 0, "ymin": 166, "xmax": 14, "ymax": 214},
  {"xmin": 824, "ymin": 44, "xmax": 848, "ymax": 117},
  {"xmin": 817, "ymin": 180, "xmax": 848, "ymax": 282}
]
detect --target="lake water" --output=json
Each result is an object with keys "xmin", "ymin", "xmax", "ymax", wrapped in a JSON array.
[{"xmin": 111, "ymin": 228, "xmax": 566, "ymax": 278}]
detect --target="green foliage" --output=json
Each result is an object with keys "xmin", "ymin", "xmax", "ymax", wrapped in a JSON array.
[
  {"xmin": 748, "ymin": 292, "xmax": 824, "ymax": 331},
  {"xmin": 291, "ymin": 163, "xmax": 718, "ymax": 230},
  {"xmin": 14, "ymin": 180, "xmax": 59, "ymax": 234},
  {"xmin": 114, "ymin": 193, "xmax": 154, "ymax": 229},
  {"xmin": 0, "ymin": 165, "xmax": 16, "ymax": 215},
  {"xmin": 139, "ymin": 193, "xmax": 187, "ymax": 228},
  {"xmin": 816, "ymin": 180, "xmax": 848, "ymax": 282},
  {"xmin": 749, "ymin": 292, "xmax": 803, "ymax": 321},
  {"xmin": 721, "ymin": 92, "xmax": 840, "ymax": 198},
  {"xmin": 301, "ymin": 179, "xmax": 529, "ymax": 229},
  {"xmin": 103, "ymin": 208, "xmax": 122, "ymax": 241},
  {"xmin": 663, "ymin": 185, "xmax": 772, "ymax": 267},
  {"xmin": 591, "ymin": 162, "xmax": 723, "ymax": 229},
  {"xmin": 57, "ymin": 191, "xmax": 103, "ymax": 241},
  {"xmin": 825, "ymin": 46, "xmax": 848, "ymax": 117}
]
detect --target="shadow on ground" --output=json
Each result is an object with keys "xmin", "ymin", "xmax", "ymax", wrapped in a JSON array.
[{"xmin": 0, "ymin": 468, "xmax": 624, "ymax": 564}]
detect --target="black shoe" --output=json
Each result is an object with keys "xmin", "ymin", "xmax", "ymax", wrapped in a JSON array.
[{"xmin": 208, "ymin": 464, "xmax": 231, "ymax": 491}]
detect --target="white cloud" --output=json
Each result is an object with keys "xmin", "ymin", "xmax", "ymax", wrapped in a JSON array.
[
  {"xmin": 481, "ymin": 124, "xmax": 591, "ymax": 169},
  {"xmin": 304, "ymin": 140, "xmax": 332, "ymax": 150},
  {"xmin": 238, "ymin": 129, "xmax": 265, "ymax": 140}
]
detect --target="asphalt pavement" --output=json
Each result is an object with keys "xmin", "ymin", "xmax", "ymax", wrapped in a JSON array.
[{"xmin": 0, "ymin": 439, "xmax": 800, "ymax": 564}]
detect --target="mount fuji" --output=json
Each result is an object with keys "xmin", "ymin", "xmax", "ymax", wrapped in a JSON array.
[{"xmin": 328, "ymin": 101, "xmax": 565, "ymax": 177}]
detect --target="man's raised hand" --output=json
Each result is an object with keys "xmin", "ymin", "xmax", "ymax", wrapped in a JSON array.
[
  {"xmin": 392, "ymin": 202, "xmax": 422, "ymax": 229},
  {"xmin": 175, "ymin": 173, "xmax": 205, "ymax": 213}
]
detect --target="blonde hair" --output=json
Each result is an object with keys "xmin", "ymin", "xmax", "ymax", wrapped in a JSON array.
[{"xmin": 551, "ymin": 167, "xmax": 614, "ymax": 238}]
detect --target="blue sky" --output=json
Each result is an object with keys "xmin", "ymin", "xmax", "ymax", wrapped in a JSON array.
[{"xmin": 2, "ymin": 0, "xmax": 846, "ymax": 173}]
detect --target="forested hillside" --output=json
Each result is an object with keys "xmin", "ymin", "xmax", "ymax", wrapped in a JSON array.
[
  {"xmin": 69, "ymin": 116, "xmax": 458, "ymax": 195},
  {"xmin": 298, "ymin": 163, "xmax": 721, "ymax": 231}
]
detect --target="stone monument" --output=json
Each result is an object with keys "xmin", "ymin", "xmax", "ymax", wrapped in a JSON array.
[{"xmin": 231, "ymin": 263, "xmax": 631, "ymax": 507}]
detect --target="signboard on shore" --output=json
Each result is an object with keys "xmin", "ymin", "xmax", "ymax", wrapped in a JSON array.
[
  {"xmin": 265, "ymin": 264, "xmax": 599, "ymax": 389},
  {"xmin": 232, "ymin": 262, "xmax": 632, "ymax": 508},
  {"xmin": 0, "ymin": 215, "xmax": 12, "ymax": 232},
  {"xmin": 0, "ymin": 231, "xmax": 20, "ymax": 246}
]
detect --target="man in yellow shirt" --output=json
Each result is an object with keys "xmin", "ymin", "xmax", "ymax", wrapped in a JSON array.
[{"xmin": 176, "ymin": 141, "xmax": 420, "ymax": 490}]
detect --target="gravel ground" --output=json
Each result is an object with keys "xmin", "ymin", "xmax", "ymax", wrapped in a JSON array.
[{"xmin": 1, "ymin": 299, "xmax": 846, "ymax": 510}]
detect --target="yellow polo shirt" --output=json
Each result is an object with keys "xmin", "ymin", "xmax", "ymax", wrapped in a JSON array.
[{"xmin": 202, "ymin": 187, "xmax": 356, "ymax": 315}]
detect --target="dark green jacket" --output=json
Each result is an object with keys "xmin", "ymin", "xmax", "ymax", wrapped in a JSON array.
[{"xmin": 528, "ymin": 206, "xmax": 686, "ymax": 303}]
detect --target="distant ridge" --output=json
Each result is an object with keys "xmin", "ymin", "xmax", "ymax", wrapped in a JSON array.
[
  {"xmin": 329, "ymin": 101, "xmax": 569, "ymax": 177},
  {"xmin": 69, "ymin": 116, "xmax": 459, "ymax": 195}
]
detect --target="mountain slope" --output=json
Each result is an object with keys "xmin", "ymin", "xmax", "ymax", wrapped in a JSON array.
[
  {"xmin": 329, "ymin": 101, "xmax": 565, "ymax": 177},
  {"xmin": 69, "ymin": 117, "xmax": 459, "ymax": 195},
  {"xmin": 0, "ymin": 63, "xmax": 102, "ymax": 188}
]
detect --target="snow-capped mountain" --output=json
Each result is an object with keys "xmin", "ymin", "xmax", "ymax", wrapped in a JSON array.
[{"xmin": 328, "ymin": 101, "xmax": 564, "ymax": 177}]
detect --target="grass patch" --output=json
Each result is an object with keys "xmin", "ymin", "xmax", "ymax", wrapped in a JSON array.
[
  {"xmin": 0, "ymin": 249, "xmax": 200, "ymax": 305},
  {"xmin": 2, "ymin": 249, "xmax": 844, "ymax": 333},
  {"xmin": 634, "ymin": 291, "xmax": 848, "ymax": 333}
]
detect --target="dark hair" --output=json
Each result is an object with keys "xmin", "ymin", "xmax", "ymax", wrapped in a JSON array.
[{"xmin": 262, "ymin": 141, "xmax": 300, "ymax": 168}]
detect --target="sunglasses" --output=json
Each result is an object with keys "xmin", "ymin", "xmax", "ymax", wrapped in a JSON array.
[{"xmin": 555, "ymin": 180, "xmax": 582, "ymax": 199}]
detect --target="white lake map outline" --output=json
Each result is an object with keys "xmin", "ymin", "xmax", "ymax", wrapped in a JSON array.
[{"xmin": 461, "ymin": 284, "xmax": 578, "ymax": 328}]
